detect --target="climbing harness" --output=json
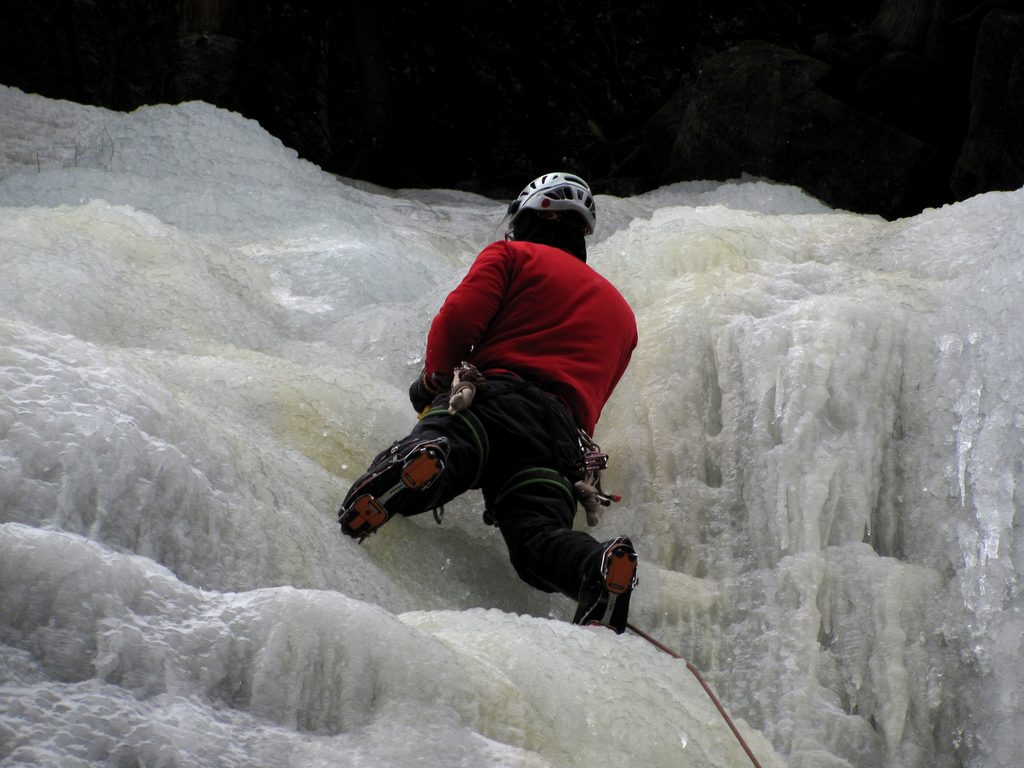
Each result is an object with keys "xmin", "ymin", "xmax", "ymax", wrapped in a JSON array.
[
  {"xmin": 495, "ymin": 466, "xmax": 577, "ymax": 508},
  {"xmin": 624, "ymin": 623, "xmax": 764, "ymax": 768},
  {"xmin": 413, "ymin": 364, "xmax": 624, "ymax": 531},
  {"xmin": 574, "ymin": 429, "xmax": 621, "ymax": 526},
  {"xmin": 417, "ymin": 403, "xmax": 489, "ymax": 494}
]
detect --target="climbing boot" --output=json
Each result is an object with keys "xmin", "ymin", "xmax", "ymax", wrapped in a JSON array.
[
  {"xmin": 573, "ymin": 535, "xmax": 638, "ymax": 634},
  {"xmin": 338, "ymin": 437, "xmax": 448, "ymax": 542}
]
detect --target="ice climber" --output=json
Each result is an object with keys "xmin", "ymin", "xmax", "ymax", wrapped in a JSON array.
[{"xmin": 337, "ymin": 172, "xmax": 639, "ymax": 632}]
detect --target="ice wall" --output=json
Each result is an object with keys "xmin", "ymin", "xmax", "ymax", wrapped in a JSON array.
[
  {"xmin": 1, "ymin": 84, "xmax": 1022, "ymax": 767},
  {"xmin": 598, "ymin": 194, "xmax": 1024, "ymax": 766}
]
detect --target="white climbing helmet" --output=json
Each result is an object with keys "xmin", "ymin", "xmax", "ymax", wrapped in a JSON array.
[{"xmin": 506, "ymin": 172, "xmax": 597, "ymax": 235}]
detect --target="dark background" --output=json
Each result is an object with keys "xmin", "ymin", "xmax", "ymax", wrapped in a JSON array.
[{"xmin": 2, "ymin": 1, "xmax": 1022, "ymax": 218}]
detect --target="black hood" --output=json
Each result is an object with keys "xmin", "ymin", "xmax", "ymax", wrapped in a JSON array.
[{"xmin": 512, "ymin": 210, "xmax": 588, "ymax": 262}]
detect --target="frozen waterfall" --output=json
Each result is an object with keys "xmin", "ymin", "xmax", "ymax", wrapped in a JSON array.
[{"xmin": 1, "ymin": 85, "xmax": 1021, "ymax": 768}]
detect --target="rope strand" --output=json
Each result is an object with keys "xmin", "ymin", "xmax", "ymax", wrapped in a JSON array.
[
  {"xmin": 625, "ymin": 622, "xmax": 763, "ymax": 768},
  {"xmin": 527, "ymin": 566, "xmax": 763, "ymax": 766}
]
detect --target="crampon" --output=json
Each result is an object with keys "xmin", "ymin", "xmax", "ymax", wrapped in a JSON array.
[
  {"xmin": 338, "ymin": 438, "xmax": 447, "ymax": 542},
  {"xmin": 573, "ymin": 535, "xmax": 638, "ymax": 634}
]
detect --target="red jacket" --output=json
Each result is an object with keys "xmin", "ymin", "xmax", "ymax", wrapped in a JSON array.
[{"xmin": 425, "ymin": 240, "xmax": 637, "ymax": 434}]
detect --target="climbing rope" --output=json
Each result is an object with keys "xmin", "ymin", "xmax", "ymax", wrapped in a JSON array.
[
  {"xmin": 533, "ymin": 565, "xmax": 764, "ymax": 768},
  {"xmin": 625, "ymin": 622, "xmax": 763, "ymax": 768}
]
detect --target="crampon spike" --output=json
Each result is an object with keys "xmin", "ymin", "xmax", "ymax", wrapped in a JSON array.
[{"xmin": 341, "ymin": 495, "xmax": 388, "ymax": 541}]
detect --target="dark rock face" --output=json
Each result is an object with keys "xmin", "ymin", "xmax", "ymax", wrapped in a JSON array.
[
  {"xmin": 951, "ymin": 10, "xmax": 1024, "ymax": 199},
  {"xmin": 173, "ymin": 32, "xmax": 249, "ymax": 107},
  {"xmin": 666, "ymin": 41, "xmax": 930, "ymax": 218},
  {"xmin": 1, "ymin": 2, "xmax": 1021, "ymax": 218}
]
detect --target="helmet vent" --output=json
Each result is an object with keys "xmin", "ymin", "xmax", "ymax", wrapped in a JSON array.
[{"xmin": 507, "ymin": 171, "xmax": 597, "ymax": 235}]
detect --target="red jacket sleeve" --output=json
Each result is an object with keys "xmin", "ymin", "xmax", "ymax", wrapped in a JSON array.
[{"xmin": 425, "ymin": 242, "xmax": 512, "ymax": 375}]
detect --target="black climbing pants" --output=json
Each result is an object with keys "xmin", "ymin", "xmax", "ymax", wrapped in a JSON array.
[{"xmin": 386, "ymin": 375, "xmax": 604, "ymax": 600}]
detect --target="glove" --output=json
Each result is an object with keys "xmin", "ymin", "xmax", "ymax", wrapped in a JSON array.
[{"xmin": 409, "ymin": 368, "xmax": 451, "ymax": 414}]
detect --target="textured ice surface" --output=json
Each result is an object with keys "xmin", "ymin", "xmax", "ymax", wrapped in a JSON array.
[{"xmin": 1, "ymin": 83, "xmax": 1022, "ymax": 767}]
